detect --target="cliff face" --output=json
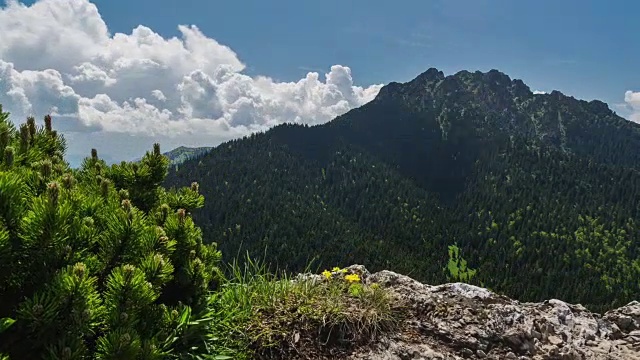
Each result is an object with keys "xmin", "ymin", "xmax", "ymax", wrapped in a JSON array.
[{"xmin": 311, "ymin": 266, "xmax": 640, "ymax": 360}]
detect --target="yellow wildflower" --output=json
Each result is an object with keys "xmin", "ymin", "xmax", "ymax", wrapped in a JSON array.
[
  {"xmin": 344, "ymin": 273, "xmax": 361, "ymax": 283},
  {"xmin": 322, "ymin": 270, "xmax": 332, "ymax": 279},
  {"xmin": 332, "ymin": 266, "xmax": 341, "ymax": 272}
]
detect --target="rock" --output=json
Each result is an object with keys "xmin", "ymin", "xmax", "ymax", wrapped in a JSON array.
[
  {"xmin": 603, "ymin": 301, "xmax": 640, "ymax": 333},
  {"xmin": 460, "ymin": 348, "xmax": 473, "ymax": 357},
  {"xmin": 530, "ymin": 329, "xmax": 542, "ymax": 340},
  {"xmin": 548, "ymin": 335, "xmax": 563, "ymax": 346},
  {"xmin": 335, "ymin": 266, "xmax": 640, "ymax": 360}
]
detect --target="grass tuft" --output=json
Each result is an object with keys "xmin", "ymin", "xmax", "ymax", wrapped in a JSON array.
[{"xmin": 205, "ymin": 257, "xmax": 404, "ymax": 359}]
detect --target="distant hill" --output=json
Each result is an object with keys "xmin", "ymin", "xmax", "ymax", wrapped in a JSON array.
[
  {"xmin": 132, "ymin": 146, "xmax": 212, "ymax": 165},
  {"xmin": 162, "ymin": 146, "xmax": 212, "ymax": 165},
  {"xmin": 165, "ymin": 68, "xmax": 640, "ymax": 312}
]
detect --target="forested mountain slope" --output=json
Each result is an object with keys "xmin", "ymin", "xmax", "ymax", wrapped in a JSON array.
[{"xmin": 165, "ymin": 68, "xmax": 640, "ymax": 312}]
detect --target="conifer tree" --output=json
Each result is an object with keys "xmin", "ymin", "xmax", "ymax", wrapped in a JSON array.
[{"xmin": 0, "ymin": 105, "xmax": 222, "ymax": 359}]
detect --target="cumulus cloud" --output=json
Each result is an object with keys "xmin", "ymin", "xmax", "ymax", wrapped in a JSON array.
[
  {"xmin": 533, "ymin": 90, "xmax": 546, "ymax": 95},
  {"xmin": 624, "ymin": 91, "xmax": 640, "ymax": 123},
  {"xmin": 0, "ymin": 0, "xmax": 383, "ymax": 164}
]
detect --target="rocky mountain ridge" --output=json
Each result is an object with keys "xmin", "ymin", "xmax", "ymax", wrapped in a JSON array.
[
  {"xmin": 369, "ymin": 68, "xmax": 638, "ymax": 166},
  {"xmin": 302, "ymin": 266, "xmax": 640, "ymax": 360}
]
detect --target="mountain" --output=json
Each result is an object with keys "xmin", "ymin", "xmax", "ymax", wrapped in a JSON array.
[
  {"xmin": 164, "ymin": 68, "xmax": 640, "ymax": 312},
  {"xmin": 132, "ymin": 146, "xmax": 212, "ymax": 165},
  {"xmin": 163, "ymin": 146, "xmax": 212, "ymax": 165}
]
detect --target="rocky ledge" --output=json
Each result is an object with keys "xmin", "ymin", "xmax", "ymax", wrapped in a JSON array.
[{"xmin": 313, "ymin": 266, "xmax": 640, "ymax": 360}]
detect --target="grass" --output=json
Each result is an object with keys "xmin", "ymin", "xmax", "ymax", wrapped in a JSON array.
[{"xmin": 203, "ymin": 257, "xmax": 404, "ymax": 359}]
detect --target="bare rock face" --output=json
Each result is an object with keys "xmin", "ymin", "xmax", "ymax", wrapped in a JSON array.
[{"xmin": 342, "ymin": 266, "xmax": 640, "ymax": 360}]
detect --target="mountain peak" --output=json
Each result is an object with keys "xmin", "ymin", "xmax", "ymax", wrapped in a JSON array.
[
  {"xmin": 374, "ymin": 67, "xmax": 445, "ymax": 101},
  {"xmin": 375, "ymin": 68, "xmax": 534, "ymax": 104},
  {"xmin": 353, "ymin": 68, "xmax": 637, "ymax": 165},
  {"xmin": 484, "ymin": 68, "xmax": 513, "ymax": 82},
  {"xmin": 414, "ymin": 67, "xmax": 446, "ymax": 83}
]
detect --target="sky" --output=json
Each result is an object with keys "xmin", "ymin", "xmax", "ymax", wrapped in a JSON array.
[{"xmin": 0, "ymin": 0, "xmax": 639, "ymax": 166}]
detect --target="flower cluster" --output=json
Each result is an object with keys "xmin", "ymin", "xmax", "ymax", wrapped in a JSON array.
[
  {"xmin": 321, "ymin": 266, "xmax": 353, "ymax": 280},
  {"xmin": 321, "ymin": 266, "xmax": 349, "ymax": 280},
  {"xmin": 317, "ymin": 266, "xmax": 387, "ymax": 301},
  {"xmin": 344, "ymin": 273, "xmax": 361, "ymax": 283}
]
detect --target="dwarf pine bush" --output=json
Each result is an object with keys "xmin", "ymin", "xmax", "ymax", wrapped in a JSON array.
[{"xmin": 0, "ymin": 106, "xmax": 222, "ymax": 359}]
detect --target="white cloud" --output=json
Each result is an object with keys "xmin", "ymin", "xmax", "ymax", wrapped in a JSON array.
[
  {"xmin": 151, "ymin": 90, "xmax": 167, "ymax": 102},
  {"xmin": 533, "ymin": 90, "xmax": 546, "ymax": 95},
  {"xmin": 0, "ymin": 0, "xmax": 383, "ymax": 164},
  {"xmin": 624, "ymin": 91, "xmax": 640, "ymax": 123}
]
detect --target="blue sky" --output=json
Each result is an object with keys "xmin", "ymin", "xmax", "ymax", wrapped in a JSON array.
[
  {"xmin": 1, "ymin": 0, "xmax": 638, "ymax": 164},
  {"xmin": 85, "ymin": 0, "xmax": 637, "ymax": 106}
]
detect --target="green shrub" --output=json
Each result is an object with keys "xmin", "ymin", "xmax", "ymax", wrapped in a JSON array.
[{"xmin": 0, "ymin": 106, "xmax": 222, "ymax": 359}]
